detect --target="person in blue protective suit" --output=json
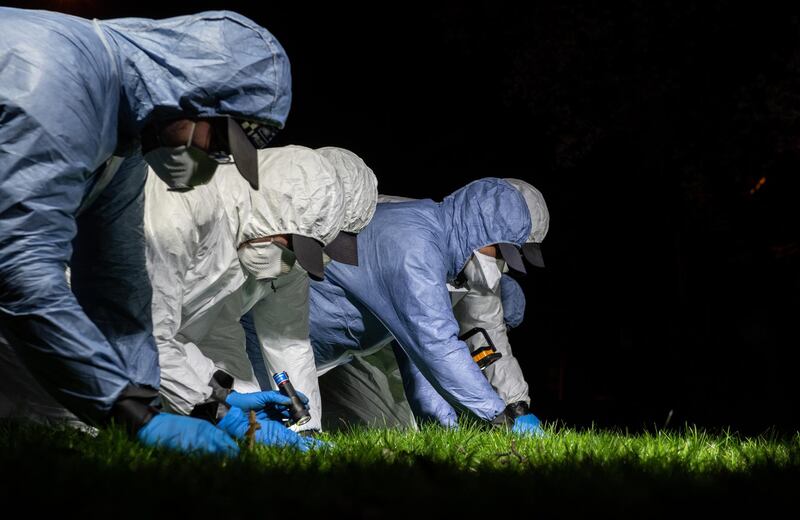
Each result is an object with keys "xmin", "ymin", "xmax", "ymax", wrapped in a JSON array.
[
  {"xmin": 314, "ymin": 273, "xmax": 531, "ymax": 431},
  {"xmin": 308, "ymin": 178, "xmax": 549, "ymax": 434},
  {"xmin": 0, "ymin": 7, "xmax": 291, "ymax": 456}
]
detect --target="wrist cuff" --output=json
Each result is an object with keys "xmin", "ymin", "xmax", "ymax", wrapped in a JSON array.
[
  {"xmin": 505, "ymin": 401, "xmax": 531, "ymax": 419},
  {"xmin": 190, "ymin": 370, "xmax": 233, "ymax": 424},
  {"xmin": 490, "ymin": 411, "xmax": 513, "ymax": 428},
  {"xmin": 110, "ymin": 385, "xmax": 160, "ymax": 437}
]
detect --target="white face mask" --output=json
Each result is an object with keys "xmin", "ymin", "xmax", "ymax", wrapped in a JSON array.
[
  {"xmin": 462, "ymin": 251, "xmax": 506, "ymax": 293},
  {"xmin": 238, "ymin": 241, "xmax": 295, "ymax": 280},
  {"xmin": 143, "ymin": 122, "xmax": 219, "ymax": 191}
]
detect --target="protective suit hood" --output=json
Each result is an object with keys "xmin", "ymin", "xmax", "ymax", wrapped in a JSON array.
[
  {"xmin": 439, "ymin": 178, "xmax": 532, "ymax": 279},
  {"xmin": 315, "ymin": 147, "xmax": 378, "ymax": 233},
  {"xmin": 99, "ymin": 10, "xmax": 292, "ymax": 133},
  {"xmin": 214, "ymin": 145, "xmax": 345, "ymax": 247},
  {"xmin": 503, "ymin": 178, "xmax": 549, "ymax": 243}
]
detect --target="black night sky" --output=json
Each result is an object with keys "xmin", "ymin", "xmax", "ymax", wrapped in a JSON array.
[{"xmin": 13, "ymin": 1, "xmax": 799, "ymax": 433}]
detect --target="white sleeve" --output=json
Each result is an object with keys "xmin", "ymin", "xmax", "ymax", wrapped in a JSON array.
[
  {"xmin": 250, "ymin": 268, "xmax": 322, "ymax": 431},
  {"xmin": 145, "ymin": 173, "xmax": 216, "ymax": 415},
  {"xmin": 194, "ymin": 289, "xmax": 262, "ymax": 395},
  {"xmin": 452, "ymin": 285, "xmax": 530, "ymax": 405}
]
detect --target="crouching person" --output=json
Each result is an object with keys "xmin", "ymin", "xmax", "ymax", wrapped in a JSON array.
[{"xmin": 146, "ymin": 146, "xmax": 344, "ymax": 450}]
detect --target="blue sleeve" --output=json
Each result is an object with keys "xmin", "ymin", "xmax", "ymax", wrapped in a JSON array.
[
  {"xmin": 0, "ymin": 154, "xmax": 141, "ymax": 424},
  {"xmin": 372, "ymin": 251, "xmax": 506, "ymax": 422},
  {"xmin": 0, "ymin": 49, "xmax": 138, "ymax": 423},
  {"xmin": 308, "ymin": 277, "xmax": 363, "ymax": 370},
  {"xmin": 241, "ymin": 310, "xmax": 271, "ymax": 390},
  {"xmin": 71, "ymin": 153, "xmax": 160, "ymax": 392},
  {"xmin": 500, "ymin": 274, "xmax": 526, "ymax": 329},
  {"xmin": 392, "ymin": 342, "xmax": 457, "ymax": 427}
]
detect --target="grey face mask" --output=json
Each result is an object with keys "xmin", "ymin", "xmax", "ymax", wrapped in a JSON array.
[{"xmin": 143, "ymin": 122, "xmax": 219, "ymax": 191}]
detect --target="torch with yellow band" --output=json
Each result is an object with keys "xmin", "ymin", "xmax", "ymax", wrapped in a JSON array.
[{"xmin": 458, "ymin": 327, "xmax": 502, "ymax": 370}]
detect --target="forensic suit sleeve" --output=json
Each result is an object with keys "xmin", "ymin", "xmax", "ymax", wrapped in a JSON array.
[
  {"xmin": 391, "ymin": 343, "xmax": 457, "ymax": 427},
  {"xmin": 0, "ymin": 72, "xmax": 140, "ymax": 424},
  {"xmin": 499, "ymin": 274, "xmax": 526, "ymax": 329},
  {"xmin": 249, "ymin": 269, "xmax": 321, "ymax": 431},
  {"xmin": 0, "ymin": 153, "xmax": 139, "ymax": 424},
  {"xmin": 453, "ymin": 275, "xmax": 530, "ymax": 406},
  {"xmin": 144, "ymin": 178, "xmax": 217, "ymax": 415},
  {"xmin": 376, "ymin": 252, "xmax": 507, "ymax": 422}
]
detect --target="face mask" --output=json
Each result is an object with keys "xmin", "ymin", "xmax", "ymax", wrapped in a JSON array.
[
  {"xmin": 238, "ymin": 241, "xmax": 296, "ymax": 280},
  {"xmin": 462, "ymin": 251, "xmax": 505, "ymax": 293},
  {"xmin": 143, "ymin": 122, "xmax": 219, "ymax": 191}
]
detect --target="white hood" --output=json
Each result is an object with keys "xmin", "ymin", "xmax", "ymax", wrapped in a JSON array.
[
  {"xmin": 504, "ymin": 178, "xmax": 549, "ymax": 243},
  {"xmin": 316, "ymin": 147, "xmax": 378, "ymax": 233},
  {"xmin": 213, "ymin": 145, "xmax": 345, "ymax": 246}
]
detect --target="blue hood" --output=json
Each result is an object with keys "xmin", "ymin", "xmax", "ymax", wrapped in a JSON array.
[
  {"xmin": 440, "ymin": 178, "xmax": 532, "ymax": 278},
  {"xmin": 100, "ymin": 10, "xmax": 292, "ymax": 133}
]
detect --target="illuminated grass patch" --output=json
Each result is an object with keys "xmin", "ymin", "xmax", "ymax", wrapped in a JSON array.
[{"xmin": 1, "ymin": 421, "xmax": 796, "ymax": 515}]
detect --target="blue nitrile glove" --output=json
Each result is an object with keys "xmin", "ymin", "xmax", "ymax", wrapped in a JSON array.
[
  {"xmin": 226, "ymin": 390, "xmax": 309, "ymax": 421},
  {"xmin": 512, "ymin": 413, "xmax": 545, "ymax": 437},
  {"xmin": 216, "ymin": 406, "xmax": 316, "ymax": 451},
  {"xmin": 137, "ymin": 413, "xmax": 240, "ymax": 456}
]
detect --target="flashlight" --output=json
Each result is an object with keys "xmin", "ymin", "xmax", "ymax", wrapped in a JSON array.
[
  {"xmin": 459, "ymin": 327, "xmax": 502, "ymax": 370},
  {"xmin": 272, "ymin": 371, "xmax": 311, "ymax": 426}
]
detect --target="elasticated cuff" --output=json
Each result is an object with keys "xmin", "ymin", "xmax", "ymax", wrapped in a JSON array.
[
  {"xmin": 109, "ymin": 385, "xmax": 160, "ymax": 437},
  {"xmin": 490, "ymin": 411, "xmax": 513, "ymax": 428},
  {"xmin": 505, "ymin": 401, "xmax": 531, "ymax": 419},
  {"xmin": 190, "ymin": 370, "xmax": 233, "ymax": 424}
]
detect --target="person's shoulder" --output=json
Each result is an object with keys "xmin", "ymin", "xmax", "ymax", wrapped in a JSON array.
[{"xmin": 371, "ymin": 199, "xmax": 442, "ymax": 241}]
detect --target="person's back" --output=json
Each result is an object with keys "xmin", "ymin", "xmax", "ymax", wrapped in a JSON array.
[{"xmin": 309, "ymin": 199, "xmax": 439, "ymax": 368}]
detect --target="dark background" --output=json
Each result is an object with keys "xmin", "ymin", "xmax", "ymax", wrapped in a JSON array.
[{"xmin": 11, "ymin": 1, "xmax": 799, "ymax": 433}]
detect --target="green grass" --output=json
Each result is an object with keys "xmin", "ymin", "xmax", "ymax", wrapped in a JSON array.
[{"xmin": 1, "ymin": 420, "xmax": 797, "ymax": 516}]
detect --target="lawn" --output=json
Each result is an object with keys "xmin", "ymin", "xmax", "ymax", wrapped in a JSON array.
[{"xmin": 1, "ymin": 420, "xmax": 797, "ymax": 516}]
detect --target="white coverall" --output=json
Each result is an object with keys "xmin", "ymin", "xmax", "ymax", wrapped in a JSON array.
[
  {"xmin": 148, "ymin": 146, "xmax": 344, "ymax": 432},
  {"xmin": 244, "ymin": 147, "xmax": 379, "ymax": 430}
]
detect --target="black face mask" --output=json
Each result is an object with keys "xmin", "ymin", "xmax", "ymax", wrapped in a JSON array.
[
  {"xmin": 142, "ymin": 121, "xmax": 219, "ymax": 191},
  {"xmin": 142, "ymin": 116, "xmax": 280, "ymax": 191}
]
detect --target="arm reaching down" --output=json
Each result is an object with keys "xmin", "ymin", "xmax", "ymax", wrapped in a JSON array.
[
  {"xmin": 368, "ymin": 252, "xmax": 507, "ymax": 423},
  {"xmin": 0, "ymin": 124, "xmax": 143, "ymax": 425},
  {"xmin": 248, "ymin": 268, "xmax": 322, "ymax": 431},
  {"xmin": 391, "ymin": 343, "xmax": 457, "ymax": 427},
  {"xmin": 453, "ymin": 275, "xmax": 530, "ymax": 406},
  {"xmin": 144, "ymin": 175, "xmax": 234, "ymax": 414}
]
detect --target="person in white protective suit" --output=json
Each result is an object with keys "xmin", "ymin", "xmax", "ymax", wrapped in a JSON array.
[
  {"xmin": 241, "ymin": 147, "xmax": 379, "ymax": 431},
  {"xmin": 146, "ymin": 145, "xmax": 345, "ymax": 448},
  {"xmin": 313, "ymin": 188, "xmax": 541, "ymax": 430},
  {"xmin": 306, "ymin": 179, "xmax": 549, "ymax": 434}
]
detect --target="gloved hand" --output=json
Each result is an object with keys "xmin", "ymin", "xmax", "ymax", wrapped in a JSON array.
[
  {"xmin": 216, "ymin": 406, "xmax": 318, "ymax": 451},
  {"xmin": 137, "ymin": 413, "xmax": 240, "ymax": 456},
  {"xmin": 512, "ymin": 413, "xmax": 545, "ymax": 437},
  {"xmin": 226, "ymin": 390, "xmax": 309, "ymax": 421}
]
